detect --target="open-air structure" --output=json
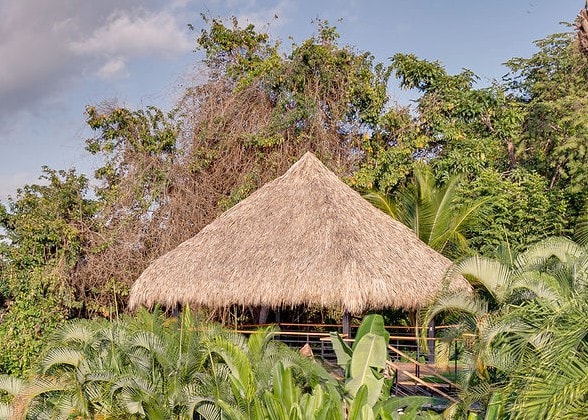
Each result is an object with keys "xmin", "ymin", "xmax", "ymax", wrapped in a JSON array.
[{"xmin": 129, "ymin": 152, "xmax": 469, "ymax": 337}]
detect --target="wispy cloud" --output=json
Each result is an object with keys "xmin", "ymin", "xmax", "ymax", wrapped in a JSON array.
[
  {"xmin": 0, "ymin": 0, "xmax": 193, "ymax": 128},
  {"xmin": 70, "ymin": 9, "xmax": 191, "ymax": 58},
  {"xmin": 96, "ymin": 57, "xmax": 129, "ymax": 80}
]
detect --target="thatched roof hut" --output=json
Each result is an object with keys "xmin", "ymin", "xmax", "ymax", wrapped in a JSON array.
[{"xmin": 129, "ymin": 152, "xmax": 468, "ymax": 315}]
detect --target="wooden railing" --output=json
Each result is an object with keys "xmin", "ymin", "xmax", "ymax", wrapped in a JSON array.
[
  {"xmin": 236, "ymin": 322, "xmax": 463, "ymax": 401},
  {"xmin": 238, "ymin": 324, "xmax": 460, "ymax": 364}
]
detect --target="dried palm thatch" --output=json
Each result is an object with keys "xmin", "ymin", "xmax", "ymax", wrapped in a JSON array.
[{"xmin": 129, "ymin": 152, "xmax": 469, "ymax": 314}]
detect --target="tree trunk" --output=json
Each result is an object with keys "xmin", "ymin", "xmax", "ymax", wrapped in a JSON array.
[
  {"xmin": 258, "ymin": 306, "xmax": 269, "ymax": 324},
  {"xmin": 506, "ymin": 139, "xmax": 516, "ymax": 168},
  {"xmin": 577, "ymin": 3, "xmax": 588, "ymax": 57},
  {"xmin": 343, "ymin": 310, "xmax": 352, "ymax": 338}
]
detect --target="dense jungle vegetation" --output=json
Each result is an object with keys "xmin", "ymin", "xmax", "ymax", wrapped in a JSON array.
[{"xmin": 1, "ymin": 7, "xmax": 588, "ymax": 419}]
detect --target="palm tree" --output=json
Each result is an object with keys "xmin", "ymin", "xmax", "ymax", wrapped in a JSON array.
[
  {"xmin": 496, "ymin": 238, "xmax": 588, "ymax": 418},
  {"xmin": 499, "ymin": 289, "xmax": 588, "ymax": 418},
  {"xmin": 2, "ymin": 307, "xmax": 341, "ymax": 419},
  {"xmin": 420, "ymin": 237, "xmax": 588, "ymax": 417},
  {"xmin": 364, "ymin": 164, "xmax": 487, "ymax": 258},
  {"xmin": 575, "ymin": 204, "xmax": 588, "ymax": 246},
  {"xmin": 0, "ymin": 317, "xmax": 125, "ymax": 418},
  {"xmin": 424, "ymin": 237, "xmax": 586, "ymax": 329}
]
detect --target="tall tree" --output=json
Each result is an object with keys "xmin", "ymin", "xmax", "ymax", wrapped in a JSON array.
[
  {"xmin": 365, "ymin": 52, "xmax": 571, "ymax": 254},
  {"xmin": 74, "ymin": 17, "xmax": 394, "ymax": 316},
  {"xmin": 0, "ymin": 169, "xmax": 95, "ymax": 376},
  {"xmin": 505, "ymin": 30, "xmax": 588, "ymax": 214}
]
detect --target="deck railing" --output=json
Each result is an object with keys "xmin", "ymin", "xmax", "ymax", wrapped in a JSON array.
[
  {"xmin": 236, "ymin": 322, "xmax": 463, "ymax": 400},
  {"xmin": 237, "ymin": 323, "xmax": 460, "ymax": 363}
]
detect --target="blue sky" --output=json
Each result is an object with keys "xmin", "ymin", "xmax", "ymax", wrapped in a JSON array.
[{"xmin": 0, "ymin": 0, "xmax": 583, "ymax": 202}]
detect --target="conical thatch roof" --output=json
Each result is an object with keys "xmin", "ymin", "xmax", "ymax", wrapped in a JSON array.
[{"xmin": 129, "ymin": 152, "xmax": 469, "ymax": 314}]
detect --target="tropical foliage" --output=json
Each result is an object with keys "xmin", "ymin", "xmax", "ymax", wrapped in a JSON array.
[
  {"xmin": 421, "ymin": 237, "xmax": 588, "ymax": 418},
  {"xmin": 0, "ymin": 307, "xmax": 341, "ymax": 419},
  {"xmin": 364, "ymin": 164, "xmax": 487, "ymax": 258},
  {"xmin": 1, "ymin": 312, "xmax": 449, "ymax": 419},
  {"xmin": 330, "ymin": 314, "xmax": 444, "ymax": 419},
  {"xmin": 1, "ymin": 5, "xmax": 588, "ymax": 419}
]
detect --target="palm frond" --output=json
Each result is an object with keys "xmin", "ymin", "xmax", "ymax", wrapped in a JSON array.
[
  {"xmin": 40, "ymin": 348, "xmax": 85, "ymax": 374},
  {"xmin": 47, "ymin": 319, "xmax": 99, "ymax": 348},
  {"xmin": 431, "ymin": 193, "xmax": 490, "ymax": 254},
  {"xmin": 10, "ymin": 376, "xmax": 69, "ymax": 419},
  {"xmin": 477, "ymin": 314, "xmax": 533, "ymax": 362},
  {"xmin": 0, "ymin": 403, "xmax": 14, "ymax": 420},
  {"xmin": 363, "ymin": 190, "xmax": 399, "ymax": 219},
  {"xmin": 428, "ymin": 174, "xmax": 462, "ymax": 243},
  {"xmin": 450, "ymin": 255, "xmax": 513, "ymax": 303},
  {"xmin": 246, "ymin": 326, "xmax": 278, "ymax": 365},
  {"xmin": 0, "ymin": 375, "xmax": 24, "ymax": 397},
  {"xmin": 510, "ymin": 272, "xmax": 564, "ymax": 308},
  {"xmin": 511, "ymin": 355, "xmax": 588, "ymax": 418},
  {"xmin": 364, "ymin": 165, "xmax": 484, "ymax": 257},
  {"xmin": 207, "ymin": 337, "xmax": 253, "ymax": 396},
  {"xmin": 192, "ymin": 400, "xmax": 222, "ymax": 420},
  {"xmin": 517, "ymin": 237, "xmax": 585, "ymax": 269},
  {"xmin": 576, "ymin": 217, "xmax": 588, "ymax": 246},
  {"xmin": 51, "ymin": 391, "xmax": 87, "ymax": 420},
  {"xmin": 129, "ymin": 330, "xmax": 171, "ymax": 371},
  {"xmin": 421, "ymin": 291, "xmax": 488, "ymax": 330}
]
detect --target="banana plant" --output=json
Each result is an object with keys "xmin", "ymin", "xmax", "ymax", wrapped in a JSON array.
[
  {"xmin": 330, "ymin": 314, "xmax": 390, "ymax": 412},
  {"xmin": 330, "ymin": 315, "xmax": 445, "ymax": 419},
  {"xmin": 252, "ymin": 362, "xmax": 345, "ymax": 419}
]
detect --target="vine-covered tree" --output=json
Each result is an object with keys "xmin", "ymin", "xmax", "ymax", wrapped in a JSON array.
[{"xmin": 2, "ymin": 12, "xmax": 588, "ymax": 382}]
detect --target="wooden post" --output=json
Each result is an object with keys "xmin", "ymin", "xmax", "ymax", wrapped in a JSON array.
[
  {"xmin": 343, "ymin": 310, "xmax": 351, "ymax": 338},
  {"xmin": 413, "ymin": 311, "xmax": 419, "ymax": 361},
  {"xmin": 275, "ymin": 308, "xmax": 281, "ymax": 325},
  {"xmin": 428, "ymin": 319, "xmax": 436, "ymax": 364},
  {"xmin": 258, "ymin": 306, "xmax": 269, "ymax": 324}
]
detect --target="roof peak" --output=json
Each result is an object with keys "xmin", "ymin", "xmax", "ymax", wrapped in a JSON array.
[{"xmin": 284, "ymin": 151, "xmax": 328, "ymax": 176}]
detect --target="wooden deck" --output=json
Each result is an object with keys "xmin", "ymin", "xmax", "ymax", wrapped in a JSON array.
[
  {"xmin": 387, "ymin": 345, "xmax": 460, "ymax": 401},
  {"xmin": 237, "ymin": 322, "xmax": 464, "ymax": 401}
]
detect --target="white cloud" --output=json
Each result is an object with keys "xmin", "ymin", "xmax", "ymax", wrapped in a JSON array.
[
  {"xmin": 97, "ymin": 56, "xmax": 129, "ymax": 80},
  {"xmin": 0, "ymin": 0, "xmax": 193, "ymax": 131},
  {"xmin": 70, "ymin": 9, "xmax": 191, "ymax": 58}
]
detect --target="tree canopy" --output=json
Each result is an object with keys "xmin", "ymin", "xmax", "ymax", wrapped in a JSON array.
[{"xmin": 1, "ymin": 13, "xmax": 587, "ymax": 382}]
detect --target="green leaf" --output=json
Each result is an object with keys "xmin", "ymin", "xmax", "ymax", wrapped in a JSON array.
[
  {"xmin": 329, "ymin": 331, "xmax": 352, "ymax": 369},
  {"xmin": 484, "ymin": 391, "xmax": 504, "ymax": 420},
  {"xmin": 353, "ymin": 314, "xmax": 389, "ymax": 351},
  {"xmin": 377, "ymin": 396, "xmax": 446, "ymax": 418},
  {"xmin": 348, "ymin": 384, "xmax": 374, "ymax": 420},
  {"xmin": 347, "ymin": 333, "xmax": 387, "ymax": 407}
]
